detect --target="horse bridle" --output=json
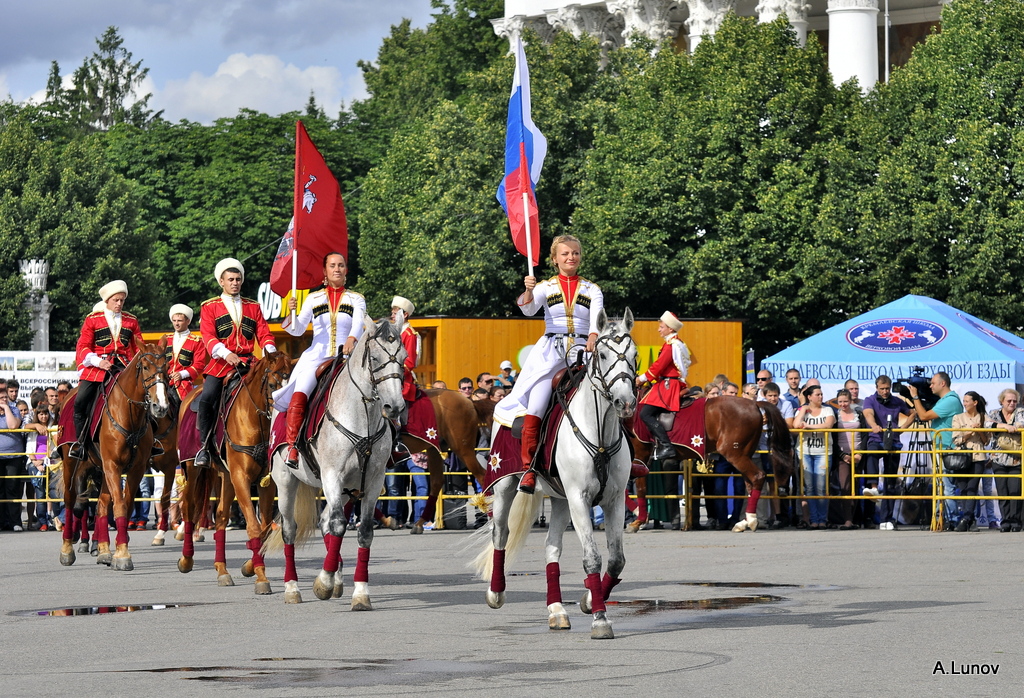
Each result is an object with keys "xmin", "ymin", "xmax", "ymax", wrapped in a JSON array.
[
  {"xmin": 103, "ymin": 350, "xmax": 168, "ymax": 459},
  {"xmin": 323, "ymin": 321, "xmax": 405, "ymax": 500},
  {"xmin": 226, "ymin": 355, "xmax": 289, "ymax": 467},
  {"xmin": 556, "ymin": 330, "xmax": 637, "ymax": 505}
]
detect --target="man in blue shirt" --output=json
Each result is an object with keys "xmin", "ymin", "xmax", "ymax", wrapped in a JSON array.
[
  {"xmin": 862, "ymin": 375, "xmax": 914, "ymax": 529},
  {"xmin": 908, "ymin": 372, "xmax": 963, "ymax": 528}
]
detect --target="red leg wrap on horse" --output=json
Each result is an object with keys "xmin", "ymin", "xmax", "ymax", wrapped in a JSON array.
[
  {"xmin": 114, "ymin": 516, "xmax": 130, "ymax": 546},
  {"xmin": 625, "ymin": 491, "xmax": 637, "ymax": 513},
  {"xmin": 601, "ymin": 573, "xmax": 621, "ymax": 602},
  {"xmin": 343, "ymin": 501, "xmax": 354, "ymax": 521},
  {"xmin": 246, "ymin": 537, "xmax": 265, "ymax": 568},
  {"xmin": 182, "ymin": 521, "xmax": 194, "ymax": 558},
  {"xmin": 323, "ymin": 533, "xmax": 342, "ymax": 572},
  {"xmin": 546, "ymin": 562, "xmax": 562, "ymax": 606},
  {"xmin": 94, "ymin": 515, "xmax": 109, "ymax": 545},
  {"xmin": 214, "ymin": 529, "xmax": 226, "ymax": 564},
  {"xmin": 354, "ymin": 546, "xmax": 370, "ymax": 583},
  {"xmin": 636, "ymin": 495, "xmax": 648, "ymax": 523},
  {"xmin": 283, "ymin": 543, "xmax": 298, "ymax": 583},
  {"xmin": 79, "ymin": 511, "xmax": 90, "ymax": 542},
  {"xmin": 373, "ymin": 506, "xmax": 385, "ymax": 523},
  {"xmin": 159, "ymin": 509, "xmax": 169, "ymax": 531},
  {"xmin": 746, "ymin": 488, "xmax": 762, "ymax": 514},
  {"xmin": 63, "ymin": 512, "xmax": 75, "ymax": 541},
  {"xmin": 490, "ymin": 549, "xmax": 506, "ymax": 593},
  {"xmin": 584, "ymin": 573, "xmax": 606, "ymax": 613}
]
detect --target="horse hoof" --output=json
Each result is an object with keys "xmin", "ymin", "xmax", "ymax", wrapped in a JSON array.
[
  {"xmin": 625, "ymin": 520, "xmax": 643, "ymax": 534},
  {"xmin": 241, "ymin": 560, "xmax": 255, "ymax": 577},
  {"xmin": 112, "ymin": 556, "xmax": 134, "ymax": 572},
  {"xmin": 254, "ymin": 581, "xmax": 272, "ymax": 595},
  {"xmin": 96, "ymin": 553, "xmax": 113, "ymax": 567},
  {"xmin": 59, "ymin": 551, "xmax": 76, "ymax": 567},
  {"xmin": 332, "ymin": 583, "xmax": 344, "ymax": 599},
  {"xmin": 351, "ymin": 595, "xmax": 373, "ymax": 611},
  {"xmin": 177, "ymin": 557, "xmax": 194, "ymax": 574},
  {"xmin": 732, "ymin": 520, "xmax": 750, "ymax": 533},
  {"xmin": 549, "ymin": 613, "xmax": 571, "ymax": 630},
  {"xmin": 89, "ymin": 546, "xmax": 99, "ymax": 557},
  {"xmin": 174, "ymin": 530, "xmax": 185, "ymax": 542},
  {"xmin": 151, "ymin": 537, "xmax": 164, "ymax": 546},
  {"xmin": 218, "ymin": 573, "xmax": 235, "ymax": 587},
  {"xmin": 486, "ymin": 590, "xmax": 505, "ymax": 609},
  {"xmin": 285, "ymin": 590, "xmax": 302, "ymax": 604},
  {"xmin": 78, "ymin": 542, "xmax": 91, "ymax": 554},
  {"xmin": 312, "ymin": 577, "xmax": 333, "ymax": 601},
  {"xmin": 194, "ymin": 532, "xmax": 206, "ymax": 543},
  {"xmin": 580, "ymin": 591, "xmax": 593, "ymax": 615},
  {"xmin": 745, "ymin": 513, "xmax": 759, "ymax": 532},
  {"xmin": 410, "ymin": 523, "xmax": 424, "ymax": 535},
  {"xmin": 591, "ymin": 619, "xmax": 614, "ymax": 640}
]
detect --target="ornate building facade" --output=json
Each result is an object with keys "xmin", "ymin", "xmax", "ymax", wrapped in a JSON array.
[{"xmin": 494, "ymin": 0, "xmax": 945, "ymax": 91}]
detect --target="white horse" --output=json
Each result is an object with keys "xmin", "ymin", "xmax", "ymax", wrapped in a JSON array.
[
  {"xmin": 471, "ymin": 309, "xmax": 638, "ymax": 639},
  {"xmin": 263, "ymin": 313, "xmax": 406, "ymax": 608}
]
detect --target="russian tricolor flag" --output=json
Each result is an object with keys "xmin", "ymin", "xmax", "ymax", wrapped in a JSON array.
[{"xmin": 496, "ymin": 36, "xmax": 547, "ymax": 269}]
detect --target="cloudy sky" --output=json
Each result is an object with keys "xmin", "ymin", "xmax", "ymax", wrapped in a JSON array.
[{"xmin": 0, "ymin": 0, "xmax": 444, "ymax": 123}]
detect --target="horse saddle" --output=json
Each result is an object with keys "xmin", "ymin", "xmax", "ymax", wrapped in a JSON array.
[
  {"xmin": 510, "ymin": 360, "xmax": 588, "ymax": 440},
  {"xmin": 301, "ymin": 356, "xmax": 349, "ymax": 446}
]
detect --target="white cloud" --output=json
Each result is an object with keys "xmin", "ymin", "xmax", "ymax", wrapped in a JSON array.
[
  {"xmin": 0, "ymin": 74, "xmax": 10, "ymax": 100},
  {"xmin": 154, "ymin": 53, "xmax": 346, "ymax": 123}
]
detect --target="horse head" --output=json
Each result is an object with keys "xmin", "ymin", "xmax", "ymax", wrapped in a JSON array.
[
  {"xmin": 591, "ymin": 307, "xmax": 638, "ymax": 418},
  {"xmin": 252, "ymin": 352, "xmax": 293, "ymax": 404},
  {"xmin": 359, "ymin": 314, "xmax": 407, "ymax": 421},
  {"xmin": 138, "ymin": 343, "xmax": 171, "ymax": 419}
]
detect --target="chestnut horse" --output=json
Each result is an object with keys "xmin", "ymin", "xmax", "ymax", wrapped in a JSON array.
[
  {"xmin": 58, "ymin": 345, "xmax": 170, "ymax": 570},
  {"xmin": 176, "ymin": 352, "xmax": 292, "ymax": 593},
  {"xmin": 401, "ymin": 390, "xmax": 490, "ymax": 533},
  {"xmin": 629, "ymin": 397, "xmax": 792, "ymax": 532}
]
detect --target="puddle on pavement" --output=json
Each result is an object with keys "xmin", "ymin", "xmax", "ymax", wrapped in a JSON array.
[
  {"xmin": 610, "ymin": 596, "xmax": 785, "ymax": 615},
  {"xmin": 11, "ymin": 603, "xmax": 198, "ymax": 617},
  {"xmin": 678, "ymin": 581, "xmax": 802, "ymax": 588}
]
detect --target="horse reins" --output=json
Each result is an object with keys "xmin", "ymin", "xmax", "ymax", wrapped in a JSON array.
[
  {"xmin": 225, "ymin": 356, "xmax": 289, "ymax": 468},
  {"xmin": 102, "ymin": 350, "xmax": 168, "ymax": 461}
]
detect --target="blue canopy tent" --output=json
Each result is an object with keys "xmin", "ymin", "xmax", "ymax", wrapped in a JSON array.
[{"xmin": 761, "ymin": 295, "xmax": 1024, "ymax": 404}]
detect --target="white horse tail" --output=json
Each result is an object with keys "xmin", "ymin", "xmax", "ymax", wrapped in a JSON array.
[
  {"xmin": 261, "ymin": 482, "xmax": 319, "ymax": 555},
  {"xmin": 470, "ymin": 490, "xmax": 542, "ymax": 581}
]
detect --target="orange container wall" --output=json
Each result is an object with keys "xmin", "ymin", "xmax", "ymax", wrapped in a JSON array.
[{"xmin": 145, "ymin": 318, "xmax": 744, "ymax": 390}]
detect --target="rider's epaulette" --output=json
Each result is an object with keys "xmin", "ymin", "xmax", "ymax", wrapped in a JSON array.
[
  {"xmin": 201, "ymin": 297, "xmax": 221, "ymax": 307},
  {"xmin": 86, "ymin": 310, "xmax": 104, "ymax": 318},
  {"xmin": 241, "ymin": 297, "xmax": 258, "ymax": 304},
  {"xmin": 121, "ymin": 311, "xmax": 137, "ymax": 320},
  {"xmin": 346, "ymin": 290, "xmax": 364, "ymax": 299}
]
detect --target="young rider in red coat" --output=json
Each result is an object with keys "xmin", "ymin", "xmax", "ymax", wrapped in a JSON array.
[
  {"xmin": 391, "ymin": 296, "xmax": 420, "ymax": 406},
  {"xmin": 635, "ymin": 311, "xmax": 691, "ymax": 465},
  {"xmin": 70, "ymin": 280, "xmax": 144, "ymax": 460},
  {"xmin": 162, "ymin": 303, "xmax": 207, "ymax": 400},
  {"xmin": 194, "ymin": 258, "xmax": 277, "ymax": 468}
]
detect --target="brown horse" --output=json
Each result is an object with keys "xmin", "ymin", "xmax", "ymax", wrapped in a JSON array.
[
  {"xmin": 58, "ymin": 344, "xmax": 170, "ymax": 569},
  {"xmin": 401, "ymin": 390, "xmax": 491, "ymax": 533},
  {"xmin": 176, "ymin": 352, "xmax": 292, "ymax": 593},
  {"xmin": 630, "ymin": 396, "xmax": 792, "ymax": 532}
]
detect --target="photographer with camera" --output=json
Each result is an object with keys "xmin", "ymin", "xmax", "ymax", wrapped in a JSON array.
[
  {"xmin": 907, "ymin": 371, "xmax": 963, "ymax": 529},
  {"xmin": 862, "ymin": 375, "xmax": 915, "ymax": 530}
]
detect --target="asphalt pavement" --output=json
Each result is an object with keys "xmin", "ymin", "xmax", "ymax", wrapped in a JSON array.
[{"xmin": 0, "ymin": 516, "xmax": 1019, "ymax": 696}]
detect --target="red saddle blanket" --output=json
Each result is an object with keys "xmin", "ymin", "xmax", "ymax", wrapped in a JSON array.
[
  {"xmin": 630, "ymin": 397, "xmax": 708, "ymax": 462},
  {"xmin": 176, "ymin": 381, "xmax": 246, "ymax": 463},
  {"xmin": 484, "ymin": 395, "xmax": 570, "ymax": 493},
  {"xmin": 55, "ymin": 379, "xmax": 117, "ymax": 447},
  {"xmin": 401, "ymin": 389, "xmax": 439, "ymax": 450}
]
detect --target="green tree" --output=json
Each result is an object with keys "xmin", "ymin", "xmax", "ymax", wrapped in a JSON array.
[{"xmin": 0, "ymin": 116, "xmax": 155, "ymax": 348}]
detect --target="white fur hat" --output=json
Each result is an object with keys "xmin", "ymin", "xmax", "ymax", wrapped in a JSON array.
[
  {"xmin": 169, "ymin": 303, "xmax": 194, "ymax": 323},
  {"xmin": 214, "ymin": 257, "xmax": 245, "ymax": 283},
  {"xmin": 392, "ymin": 296, "xmax": 415, "ymax": 316},
  {"xmin": 660, "ymin": 311, "xmax": 683, "ymax": 332},
  {"xmin": 92, "ymin": 301, "xmax": 106, "ymax": 313},
  {"xmin": 98, "ymin": 280, "xmax": 128, "ymax": 302}
]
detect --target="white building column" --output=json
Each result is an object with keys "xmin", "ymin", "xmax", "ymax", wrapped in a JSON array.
[
  {"xmin": 606, "ymin": 0, "xmax": 683, "ymax": 46},
  {"xmin": 492, "ymin": 14, "xmax": 556, "ymax": 51},
  {"xmin": 684, "ymin": 0, "xmax": 736, "ymax": 52},
  {"xmin": 20, "ymin": 259, "xmax": 52, "ymax": 352},
  {"xmin": 826, "ymin": 0, "xmax": 879, "ymax": 91},
  {"xmin": 756, "ymin": 0, "xmax": 811, "ymax": 46}
]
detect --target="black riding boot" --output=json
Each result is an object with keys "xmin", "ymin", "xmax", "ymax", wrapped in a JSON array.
[
  {"xmin": 195, "ymin": 408, "xmax": 213, "ymax": 468},
  {"xmin": 640, "ymin": 407, "xmax": 677, "ymax": 464}
]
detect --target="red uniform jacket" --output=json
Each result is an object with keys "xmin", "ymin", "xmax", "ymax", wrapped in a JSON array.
[
  {"xmin": 75, "ymin": 311, "xmax": 143, "ymax": 382},
  {"xmin": 639, "ymin": 338, "xmax": 687, "ymax": 411},
  {"xmin": 199, "ymin": 296, "xmax": 275, "ymax": 378},
  {"xmin": 162, "ymin": 332, "xmax": 208, "ymax": 399},
  {"xmin": 401, "ymin": 324, "xmax": 419, "ymax": 402}
]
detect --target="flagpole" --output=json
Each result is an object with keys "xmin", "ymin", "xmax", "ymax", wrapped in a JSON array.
[
  {"xmin": 522, "ymin": 191, "xmax": 534, "ymax": 278},
  {"xmin": 291, "ymin": 122, "xmax": 301, "ymax": 326}
]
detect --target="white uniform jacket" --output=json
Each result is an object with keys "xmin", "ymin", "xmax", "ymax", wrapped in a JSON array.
[
  {"xmin": 492, "ymin": 276, "xmax": 604, "ymax": 427},
  {"xmin": 272, "ymin": 288, "xmax": 366, "ymax": 411}
]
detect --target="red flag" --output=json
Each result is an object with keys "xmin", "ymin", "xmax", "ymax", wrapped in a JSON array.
[
  {"xmin": 501, "ymin": 142, "xmax": 540, "ymax": 266},
  {"xmin": 269, "ymin": 121, "xmax": 348, "ymax": 297}
]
